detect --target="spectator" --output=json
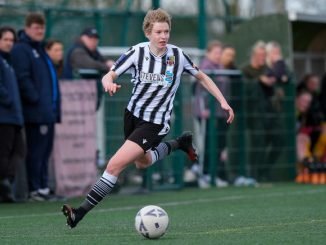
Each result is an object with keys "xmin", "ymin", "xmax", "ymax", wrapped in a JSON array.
[
  {"xmin": 295, "ymin": 89, "xmax": 316, "ymax": 184},
  {"xmin": 242, "ymin": 40, "xmax": 281, "ymax": 182},
  {"xmin": 297, "ymin": 74, "xmax": 323, "ymax": 148},
  {"xmin": 220, "ymin": 45, "xmax": 237, "ymax": 69},
  {"xmin": 63, "ymin": 27, "xmax": 113, "ymax": 79},
  {"xmin": 266, "ymin": 41, "xmax": 290, "ymax": 112},
  {"xmin": 296, "ymin": 74, "xmax": 325, "ymax": 184},
  {"xmin": 45, "ymin": 39, "xmax": 64, "ymax": 78},
  {"xmin": 220, "ymin": 44, "xmax": 245, "ymax": 184},
  {"xmin": 295, "ymin": 89, "xmax": 313, "ymax": 163},
  {"xmin": 266, "ymin": 41, "xmax": 289, "ymax": 84},
  {"xmin": 192, "ymin": 40, "xmax": 229, "ymax": 188},
  {"xmin": 319, "ymin": 73, "xmax": 326, "ymax": 118},
  {"xmin": 45, "ymin": 39, "xmax": 65, "ymax": 196},
  {"xmin": 0, "ymin": 26, "xmax": 25, "ymax": 203},
  {"xmin": 63, "ymin": 27, "xmax": 114, "ymax": 111},
  {"xmin": 316, "ymin": 73, "xmax": 326, "ymax": 162},
  {"xmin": 11, "ymin": 12, "xmax": 61, "ymax": 201}
]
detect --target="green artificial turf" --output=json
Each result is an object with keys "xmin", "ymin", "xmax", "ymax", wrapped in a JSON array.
[{"xmin": 0, "ymin": 184, "xmax": 325, "ymax": 244}]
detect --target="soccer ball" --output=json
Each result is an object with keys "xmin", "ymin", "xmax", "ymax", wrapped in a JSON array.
[{"xmin": 135, "ymin": 205, "xmax": 169, "ymax": 239}]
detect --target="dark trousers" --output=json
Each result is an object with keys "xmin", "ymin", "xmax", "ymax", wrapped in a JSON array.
[
  {"xmin": 25, "ymin": 123, "xmax": 55, "ymax": 192},
  {"xmin": 0, "ymin": 124, "xmax": 25, "ymax": 181},
  {"xmin": 248, "ymin": 115, "xmax": 283, "ymax": 181},
  {"xmin": 203, "ymin": 117, "xmax": 228, "ymax": 179}
]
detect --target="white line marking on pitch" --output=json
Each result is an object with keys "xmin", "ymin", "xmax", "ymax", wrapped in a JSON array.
[{"xmin": 0, "ymin": 188, "xmax": 325, "ymax": 220}]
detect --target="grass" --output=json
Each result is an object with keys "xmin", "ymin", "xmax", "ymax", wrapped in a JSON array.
[{"xmin": 0, "ymin": 184, "xmax": 326, "ymax": 244}]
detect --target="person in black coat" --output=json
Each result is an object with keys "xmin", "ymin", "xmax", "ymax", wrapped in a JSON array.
[
  {"xmin": 11, "ymin": 13, "xmax": 61, "ymax": 201},
  {"xmin": 0, "ymin": 26, "xmax": 25, "ymax": 203}
]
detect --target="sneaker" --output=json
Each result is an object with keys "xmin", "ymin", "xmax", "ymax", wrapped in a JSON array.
[
  {"xmin": 215, "ymin": 177, "xmax": 229, "ymax": 188},
  {"xmin": 234, "ymin": 176, "xmax": 258, "ymax": 187},
  {"xmin": 176, "ymin": 132, "xmax": 198, "ymax": 162},
  {"xmin": 29, "ymin": 191, "xmax": 49, "ymax": 201},
  {"xmin": 198, "ymin": 176, "xmax": 210, "ymax": 189},
  {"xmin": 62, "ymin": 204, "xmax": 83, "ymax": 229},
  {"xmin": 184, "ymin": 169, "xmax": 197, "ymax": 182},
  {"xmin": 233, "ymin": 176, "xmax": 246, "ymax": 187}
]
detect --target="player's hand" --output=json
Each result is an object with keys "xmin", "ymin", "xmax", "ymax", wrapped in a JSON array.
[
  {"xmin": 102, "ymin": 72, "xmax": 121, "ymax": 96},
  {"xmin": 105, "ymin": 82, "xmax": 121, "ymax": 96},
  {"xmin": 221, "ymin": 102, "xmax": 234, "ymax": 124}
]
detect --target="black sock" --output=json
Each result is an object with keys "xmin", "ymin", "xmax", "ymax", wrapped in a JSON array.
[{"xmin": 79, "ymin": 171, "xmax": 117, "ymax": 213}]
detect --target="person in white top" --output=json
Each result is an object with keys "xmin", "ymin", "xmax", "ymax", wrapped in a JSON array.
[{"xmin": 62, "ymin": 8, "xmax": 234, "ymax": 229}]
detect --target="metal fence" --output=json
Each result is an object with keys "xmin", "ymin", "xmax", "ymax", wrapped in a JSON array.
[{"xmin": 102, "ymin": 71, "xmax": 296, "ymax": 190}]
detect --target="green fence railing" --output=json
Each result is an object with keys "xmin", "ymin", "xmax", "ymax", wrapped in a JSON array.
[{"xmin": 102, "ymin": 70, "xmax": 296, "ymax": 191}]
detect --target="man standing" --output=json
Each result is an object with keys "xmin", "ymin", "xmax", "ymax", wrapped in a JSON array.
[
  {"xmin": 63, "ymin": 27, "xmax": 114, "ymax": 111},
  {"xmin": 242, "ymin": 41, "xmax": 280, "ymax": 182},
  {"xmin": 0, "ymin": 26, "xmax": 25, "ymax": 203},
  {"xmin": 11, "ymin": 13, "xmax": 61, "ymax": 201},
  {"xmin": 63, "ymin": 27, "xmax": 113, "ymax": 79}
]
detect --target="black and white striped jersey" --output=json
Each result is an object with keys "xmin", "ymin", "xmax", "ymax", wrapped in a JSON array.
[{"xmin": 111, "ymin": 42, "xmax": 199, "ymax": 127}]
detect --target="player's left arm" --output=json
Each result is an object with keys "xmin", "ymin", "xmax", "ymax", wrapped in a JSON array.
[{"xmin": 195, "ymin": 71, "xmax": 234, "ymax": 124}]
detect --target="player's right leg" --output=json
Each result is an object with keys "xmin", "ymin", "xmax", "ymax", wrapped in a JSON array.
[
  {"xmin": 62, "ymin": 140, "xmax": 144, "ymax": 229},
  {"xmin": 135, "ymin": 131, "xmax": 198, "ymax": 168},
  {"xmin": 136, "ymin": 131, "xmax": 198, "ymax": 169}
]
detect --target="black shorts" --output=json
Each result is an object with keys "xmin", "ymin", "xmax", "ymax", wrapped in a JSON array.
[{"xmin": 124, "ymin": 109, "xmax": 169, "ymax": 152}]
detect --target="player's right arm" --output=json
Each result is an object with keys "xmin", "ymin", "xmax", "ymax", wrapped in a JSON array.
[
  {"xmin": 102, "ymin": 70, "xmax": 121, "ymax": 96},
  {"xmin": 102, "ymin": 46, "xmax": 137, "ymax": 96}
]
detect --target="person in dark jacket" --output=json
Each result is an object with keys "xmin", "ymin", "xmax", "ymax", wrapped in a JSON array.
[
  {"xmin": 63, "ymin": 27, "xmax": 114, "ymax": 110},
  {"xmin": 0, "ymin": 26, "xmax": 25, "ymax": 203},
  {"xmin": 63, "ymin": 27, "xmax": 113, "ymax": 79},
  {"xmin": 11, "ymin": 13, "xmax": 61, "ymax": 201},
  {"xmin": 242, "ymin": 41, "xmax": 281, "ymax": 182}
]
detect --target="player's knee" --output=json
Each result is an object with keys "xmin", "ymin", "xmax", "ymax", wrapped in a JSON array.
[{"xmin": 106, "ymin": 160, "xmax": 122, "ymax": 176}]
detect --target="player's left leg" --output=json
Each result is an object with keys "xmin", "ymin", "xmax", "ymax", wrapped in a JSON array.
[{"xmin": 62, "ymin": 140, "xmax": 145, "ymax": 228}]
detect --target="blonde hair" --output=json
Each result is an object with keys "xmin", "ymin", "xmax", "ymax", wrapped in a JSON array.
[
  {"xmin": 266, "ymin": 41, "xmax": 282, "ymax": 55},
  {"xmin": 251, "ymin": 40, "xmax": 266, "ymax": 56},
  {"xmin": 266, "ymin": 41, "xmax": 283, "ymax": 67},
  {"xmin": 142, "ymin": 8, "xmax": 171, "ymax": 35}
]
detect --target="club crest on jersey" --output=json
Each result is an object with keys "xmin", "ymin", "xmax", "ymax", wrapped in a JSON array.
[{"xmin": 166, "ymin": 56, "xmax": 175, "ymax": 66}]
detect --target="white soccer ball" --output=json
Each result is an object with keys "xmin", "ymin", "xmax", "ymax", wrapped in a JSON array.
[{"xmin": 135, "ymin": 205, "xmax": 169, "ymax": 239}]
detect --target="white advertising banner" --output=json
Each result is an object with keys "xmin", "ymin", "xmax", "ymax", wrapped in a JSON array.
[{"xmin": 53, "ymin": 80, "xmax": 98, "ymax": 197}]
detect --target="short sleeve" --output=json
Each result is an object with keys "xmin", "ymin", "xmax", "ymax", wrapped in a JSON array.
[
  {"xmin": 111, "ymin": 47, "xmax": 136, "ymax": 76},
  {"xmin": 182, "ymin": 51, "xmax": 199, "ymax": 76}
]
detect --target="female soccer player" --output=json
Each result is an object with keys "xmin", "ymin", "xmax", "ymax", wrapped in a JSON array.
[{"xmin": 62, "ymin": 8, "xmax": 234, "ymax": 228}]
